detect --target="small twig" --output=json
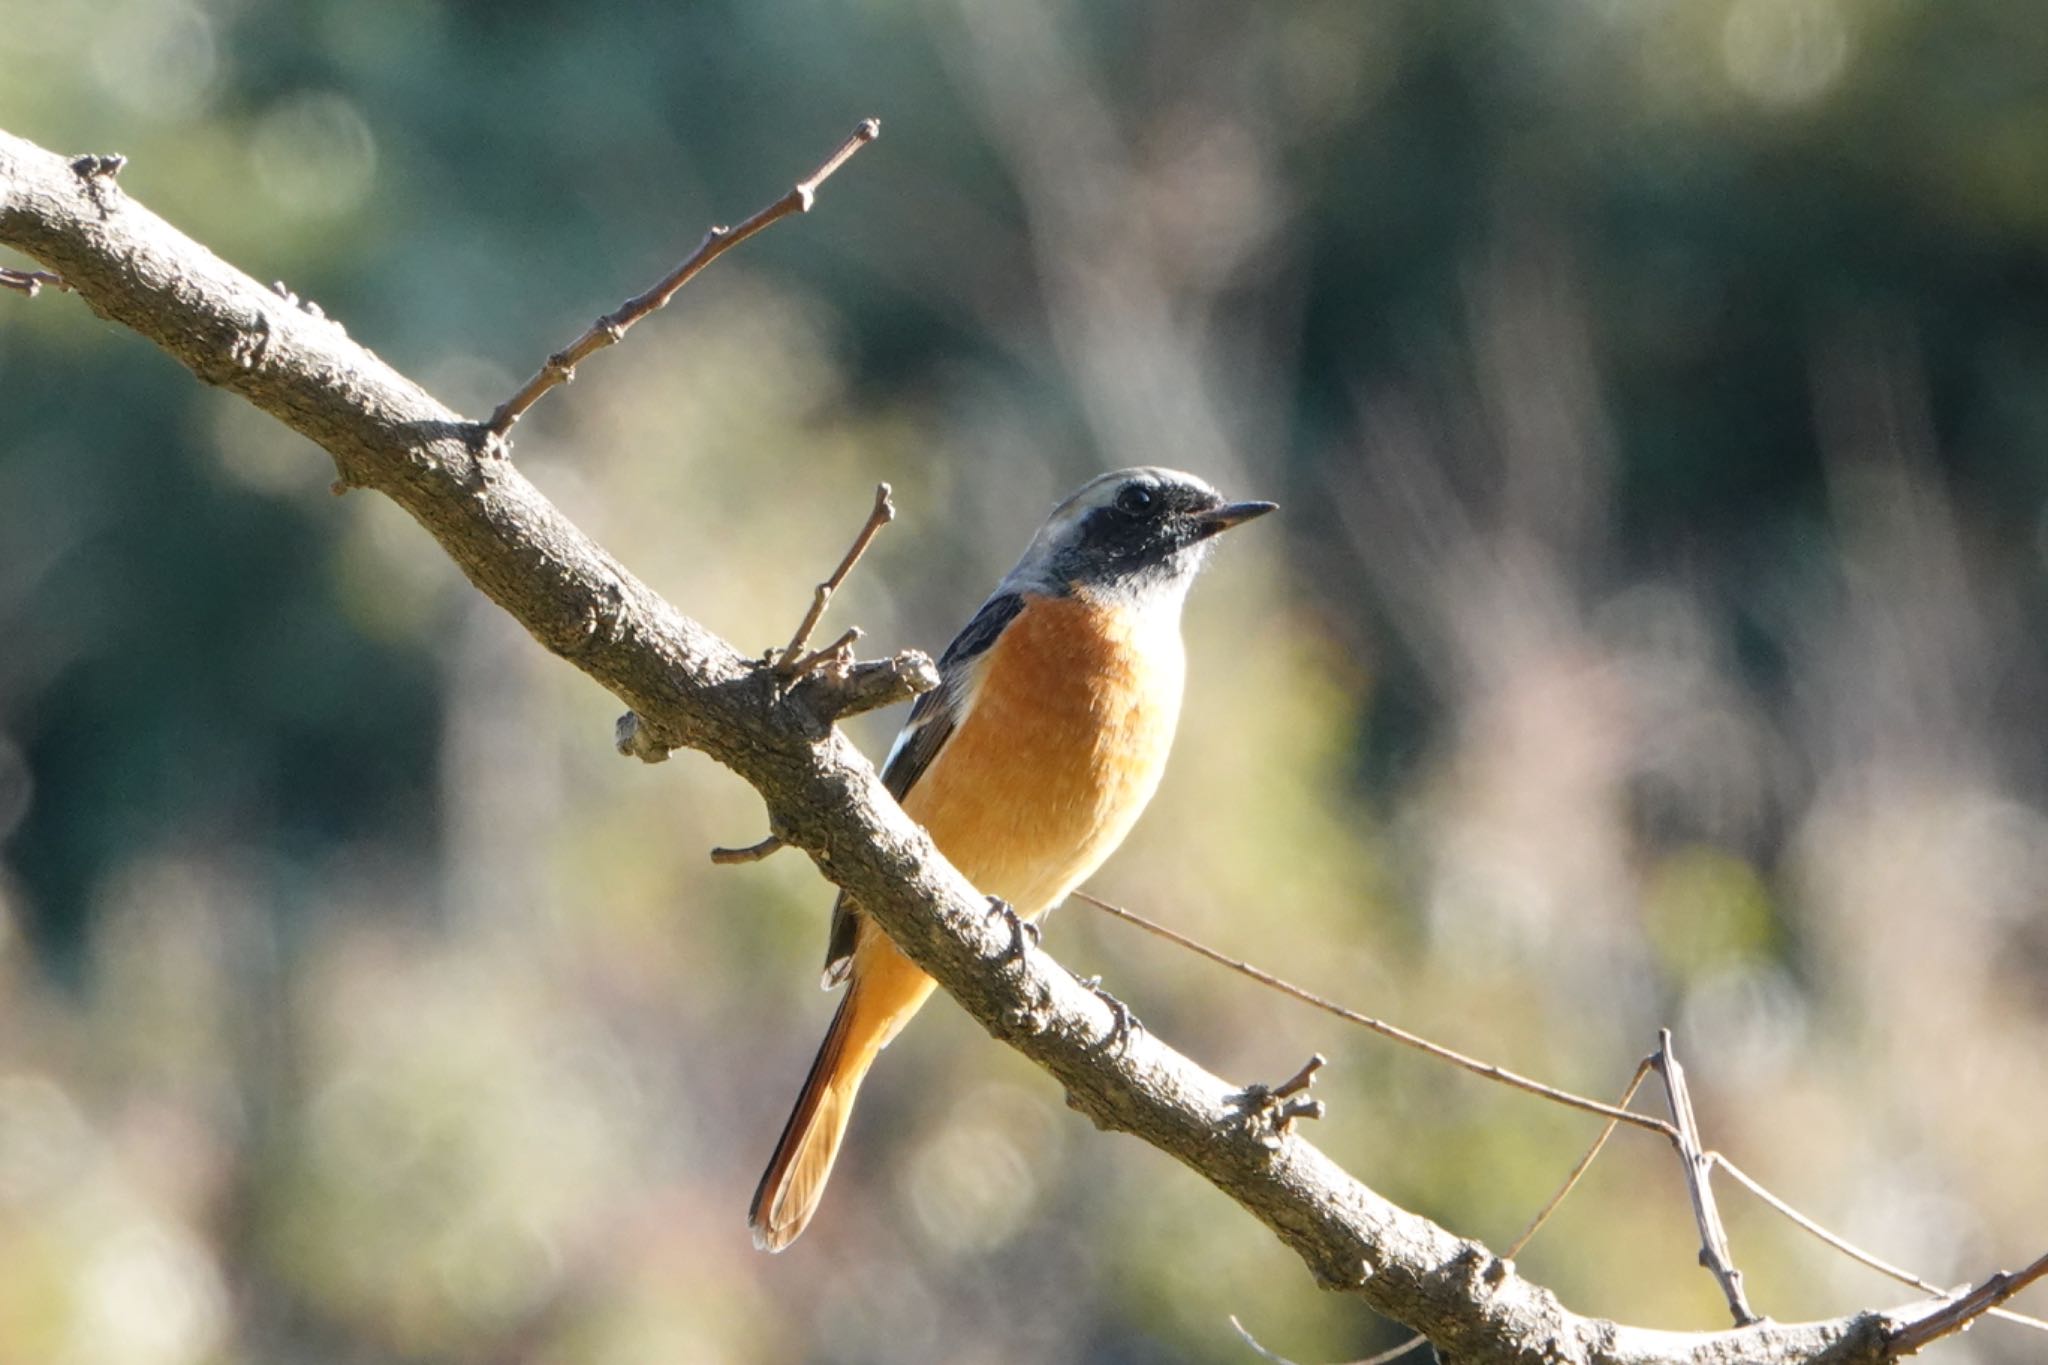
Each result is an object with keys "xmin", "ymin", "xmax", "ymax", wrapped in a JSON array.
[
  {"xmin": 1233, "ymin": 1053, "xmax": 1329, "ymax": 1148},
  {"xmin": 710, "ymin": 834, "xmax": 786, "ymax": 865},
  {"xmin": 1271, "ymin": 1053, "xmax": 1326, "ymax": 1099},
  {"xmin": 0, "ymin": 265, "xmax": 66, "ymax": 296},
  {"xmin": 784, "ymin": 626, "xmax": 862, "ymax": 684},
  {"xmin": 1229, "ymin": 1316, "xmax": 1302, "ymax": 1365},
  {"xmin": 1229, "ymin": 1316, "xmax": 1428, "ymax": 1365},
  {"xmin": 1075, "ymin": 890, "xmax": 1674, "ymax": 1139},
  {"xmin": 487, "ymin": 118, "xmax": 880, "ymax": 436},
  {"xmin": 1504, "ymin": 1056, "xmax": 1657, "ymax": 1260},
  {"xmin": 707, "ymin": 483, "xmax": 913, "ymax": 863},
  {"xmin": 1886, "ymin": 1248, "xmax": 2048, "ymax": 1354},
  {"xmin": 1654, "ymin": 1029, "xmax": 1759, "ymax": 1327},
  {"xmin": 775, "ymin": 484, "xmax": 894, "ymax": 675},
  {"xmin": 1712, "ymin": 1155, "xmax": 2048, "ymax": 1336}
]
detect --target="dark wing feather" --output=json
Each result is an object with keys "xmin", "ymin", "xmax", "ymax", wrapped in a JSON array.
[{"xmin": 820, "ymin": 591, "xmax": 1026, "ymax": 986}]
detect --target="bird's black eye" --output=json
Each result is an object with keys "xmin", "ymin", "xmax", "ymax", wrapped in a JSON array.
[{"xmin": 1115, "ymin": 483, "xmax": 1157, "ymax": 516}]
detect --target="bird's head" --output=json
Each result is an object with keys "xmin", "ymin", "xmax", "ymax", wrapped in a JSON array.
[{"xmin": 1005, "ymin": 466, "xmax": 1275, "ymax": 606}]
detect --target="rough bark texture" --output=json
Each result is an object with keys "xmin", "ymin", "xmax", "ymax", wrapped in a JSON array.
[{"xmin": 0, "ymin": 126, "xmax": 1932, "ymax": 1363}]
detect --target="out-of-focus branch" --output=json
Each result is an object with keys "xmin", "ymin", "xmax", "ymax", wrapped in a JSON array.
[
  {"xmin": 486, "ymin": 118, "xmax": 880, "ymax": 437},
  {"xmin": 0, "ymin": 123, "xmax": 1954, "ymax": 1365}
]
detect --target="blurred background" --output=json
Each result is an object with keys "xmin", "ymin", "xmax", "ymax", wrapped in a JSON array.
[{"xmin": 4, "ymin": 1, "xmax": 2048, "ymax": 1361}]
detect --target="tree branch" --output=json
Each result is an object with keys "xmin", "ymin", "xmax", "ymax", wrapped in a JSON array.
[
  {"xmin": 486, "ymin": 118, "xmax": 881, "ymax": 437},
  {"xmin": 0, "ymin": 124, "xmax": 1969, "ymax": 1364},
  {"xmin": 1655, "ymin": 1030, "xmax": 1760, "ymax": 1327}
]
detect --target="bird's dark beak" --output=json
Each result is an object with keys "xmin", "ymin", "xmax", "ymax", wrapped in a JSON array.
[{"xmin": 1195, "ymin": 499, "xmax": 1278, "ymax": 538}]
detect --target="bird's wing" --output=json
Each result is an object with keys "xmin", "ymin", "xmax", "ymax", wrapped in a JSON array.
[{"xmin": 820, "ymin": 591, "xmax": 1026, "ymax": 987}]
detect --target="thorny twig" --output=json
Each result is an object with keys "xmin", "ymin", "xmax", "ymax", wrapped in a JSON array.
[{"xmin": 487, "ymin": 118, "xmax": 880, "ymax": 437}]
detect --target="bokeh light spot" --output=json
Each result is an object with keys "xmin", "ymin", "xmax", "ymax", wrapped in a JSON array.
[
  {"xmin": 70, "ymin": 1223, "xmax": 227, "ymax": 1365},
  {"xmin": 0, "ymin": 1074, "xmax": 91, "ymax": 1205},
  {"xmin": 1721, "ymin": 0, "xmax": 1851, "ymax": 107},
  {"xmin": 90, "ymin": 0, "xmax": 220, "ymax": 120},
  {"xmin": 251, "ymin": 92, "xmax": 379, "ymax": 219}
]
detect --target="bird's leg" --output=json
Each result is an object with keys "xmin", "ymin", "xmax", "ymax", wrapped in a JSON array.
[
  {"xmin": 982, "ymin": 896, "xmax": 1040, "ymax": 963},
  {"xmin": 1073, "ymin": 972, "xmax": 1144, "ymax": 1054}
]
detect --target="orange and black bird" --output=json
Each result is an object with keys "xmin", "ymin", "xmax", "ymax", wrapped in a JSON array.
[{"xmin": 748, "ymin": 467, "xmax": 1274, "ymax": 1251}]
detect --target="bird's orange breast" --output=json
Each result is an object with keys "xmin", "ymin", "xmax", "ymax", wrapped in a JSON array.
[{"xmin": 902, "ymin": 591, "xmax": 1185, "ymax": 917}]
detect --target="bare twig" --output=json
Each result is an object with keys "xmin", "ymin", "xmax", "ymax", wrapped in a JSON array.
[
  {"xmin": 1271, "ymin": 1053, "xmax": 1326, "ymax": 1099},
  {"xmin": 1654, "ymin": 1030, "xmax": 1759, "ymax": 1327},
  {"xmin": 784, "ymin": 626, "xmax": 863, "ymax": 683},
  {"xmin": 776, "ymin": 483, "xmax": 894, "ymax": 674},
  {"xmin": 710, "ymin": 834, "xmax": 786, "ymax": 865},
  {"xmin": 0, "ymin": 265, "xmax": 65, "ymax": 296},
  {"xmin": 1505, "ymin": 1057, "xmax": 1657, "ymax": 1260},
  {"xmin": 1886, "ymin": 1249, "xmax": 2048, "ymax": 1354},
  {"xmin": 1713, "ymin": 1156, "xmax": 2048, "ymax": 1336},
  {"xmin": 1229, "ymin": 1315, "xmax": 1429, "ymax": 1365},
  {"xmin": 1074, "ymin": 890, "xmax": 1675, "ymax": 1139},
  {"xmin": 1233, "ymin": 1053, "xmax": 1329, "ymax": 1148},
  {"xmin": 486, "ymin": 118, "xmax": 881, "ymax": 436},
  {"xmin": 708, "ymin": 484, "xmax": 909, "ymax": 860}
]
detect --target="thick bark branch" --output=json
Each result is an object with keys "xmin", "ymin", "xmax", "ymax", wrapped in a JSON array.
[{"xmin": 0, "ymin": 125, "xmax": 1939, "ymax": 1364}]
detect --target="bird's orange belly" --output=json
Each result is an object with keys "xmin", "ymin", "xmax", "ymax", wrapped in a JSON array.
[{"xmin": 903, "ymin": 592, "xmax": 1184, "ymax": 917}]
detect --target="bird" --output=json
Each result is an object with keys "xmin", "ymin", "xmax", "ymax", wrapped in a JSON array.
[{"xmin": 748, "ymin": 466, "xmax": 1275, "ymax": 1252}]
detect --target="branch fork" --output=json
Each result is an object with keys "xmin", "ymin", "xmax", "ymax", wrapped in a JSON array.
[
  {"xmin": 697, "ymin": 480, "xmax": 928, "ymax": 864},
  {"xmin": 1233, "ymin": 1053, "xmax": 1329, "ymax": 1148}
]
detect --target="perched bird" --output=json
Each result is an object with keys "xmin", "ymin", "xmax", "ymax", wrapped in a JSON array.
[{"xmin": 748, "ymin": 466, "xmax": 1275, "ymax": 1252}]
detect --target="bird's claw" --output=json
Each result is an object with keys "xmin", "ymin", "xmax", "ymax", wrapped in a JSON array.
[
  {"xmin": 1078, "ymin": 974, "xmax": 1143, "ymax": 1054},
  {"xmin": 983, "ymin": 896, "xmax": 1040, "ymax": 964}
]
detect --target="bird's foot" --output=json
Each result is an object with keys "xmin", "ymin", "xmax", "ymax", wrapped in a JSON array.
[
  {"xmin": 983, "ymin": 896, "xmax": 1040, "ymax": 964},
  {"xmin": 1075, "ymin": 973, "xmax": 1144, "ymax": 1054}
]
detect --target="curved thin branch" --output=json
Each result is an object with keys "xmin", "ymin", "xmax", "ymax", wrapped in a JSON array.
[
  {"xmin": 1076, "ymin": 891, "xmax": 1674, "ymax": 1139},
  {"xmin": 0, "ymin": 124, "xmax": 1949, "ymax": 1365}
]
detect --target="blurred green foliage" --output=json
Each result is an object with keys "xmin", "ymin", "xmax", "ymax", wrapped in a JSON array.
[{"xmin": 5, "ymin": 1, "xmax": 2048, "ymax": 1361}]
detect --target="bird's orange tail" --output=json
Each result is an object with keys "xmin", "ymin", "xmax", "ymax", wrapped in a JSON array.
[{"xmin": 748, "ymin": 985, "xmax": 875, "ymax": 1252}]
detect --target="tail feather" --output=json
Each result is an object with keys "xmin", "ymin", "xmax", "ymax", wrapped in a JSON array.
[{"xmin": 749, "ymin": 987, "xmax": 873, "ymax": 1252}]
